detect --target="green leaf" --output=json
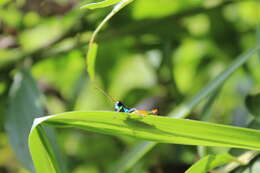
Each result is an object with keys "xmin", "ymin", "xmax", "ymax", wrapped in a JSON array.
[
  {"xmin": 111, "ymin": 44, "xmax": 260, "ymax": 173},
  {"xmin": 5, "ymin": 69, "xmax": 66, "ymax": 173},
  {"xmin": 88, "ymin": 0, "xmax": 134, "ymax": 44},
  {"xmin": 29, "ymin": 123, "xmax": 62, "ymax": 173},
  {"xmin": 185, "ymin": 153, "xmax": 239, "ymax": 173},
  {"xmin": 245, "ymin": 93, "xmax": 260, "ymax": 117},
  {"xmin": 86, "ymin": 43, "xmax": 98, "ymax": 80},
  {"xmin": 85, "ymin": 0, "xmax": 133, "ymax": 80},
  {"xmin": 80, "ymin": 0, "xmax": 123, "ymax": 9},
  {"xmin": 5, "ymin": 69, "xmax": 43, "ymax": 172},
  {"xmin": 29, "ymin": 111, "xmax": 260, "ymax": 172}
]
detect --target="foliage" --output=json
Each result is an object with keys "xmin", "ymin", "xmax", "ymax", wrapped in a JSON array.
[{"xmin": 0, "ymin": 0, "xmax": 260, "ymax": 173}]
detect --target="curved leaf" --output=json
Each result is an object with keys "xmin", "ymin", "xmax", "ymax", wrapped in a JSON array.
[
  {"xmin": 88, "ymin": 0, "xmax": 133, "ymax": 44},
  {"xmin": 86, "ymin": 43, "xmax": 98, "ymax": 80},
  {"xmin": 80, "ymin": 0, "xmax": 123, "ymax": 9},
  {"xmin": 5, "ymin": 69, "xmax": 41, "ymax": 172},
  {"xmin": 84, "ymin": 0, "xmax": 133, "ymax": 80},
  {"xmin": 6, "ymin": 69, "xmax": 66, "ymax": 173},
  {"xmin": 28, "ymin": 111, "xmax": 260, "ymax": 172},
  {"xmin": 185, "ymin": 154, "xmax": 239, "ymax": 173}
]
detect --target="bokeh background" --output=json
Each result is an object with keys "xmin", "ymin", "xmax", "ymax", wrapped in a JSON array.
[{"xmin": 0, "ymin": 0, "xmax": 260, "ymax": 172}]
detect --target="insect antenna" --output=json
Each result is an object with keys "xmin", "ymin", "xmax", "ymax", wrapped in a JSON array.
[{"xmin": 93, "ymin": 84, "xmax": 117, "ymax": 104}]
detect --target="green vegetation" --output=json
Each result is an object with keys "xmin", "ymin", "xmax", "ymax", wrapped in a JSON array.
[{"xmin": 0, "ymin": 0, "xmax": 260, "ymax": 173}]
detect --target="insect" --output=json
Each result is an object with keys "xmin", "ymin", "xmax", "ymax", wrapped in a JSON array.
[
  {"xmin": 114, "ymin": 101, "xmax": 158, "ymax": 115},
  {"xmin": 95, "ymin": 85, "xmax": 158, "ymax": 116}
]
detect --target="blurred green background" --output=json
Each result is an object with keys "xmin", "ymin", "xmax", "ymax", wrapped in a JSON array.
[{"xmin": 0, "ymin": 0, "xmax": 260, "ymax": 172}]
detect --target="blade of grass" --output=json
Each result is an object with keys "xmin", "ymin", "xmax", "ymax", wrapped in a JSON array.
[
  {"xmin": 86, "ymin": 43, "xmax": 98, "ymax": 80},
  {"xmin": 88, "ymin": 0, "xmax": 133, "ymax": 45},
  {"xmin": 185, "ymin": 154, "xmax": 240, "ymax": 173},
  {"xmin": 29, "ymin": 111, "xmax": 260, "ymax": 172},
  {"xmin": 84, "ymin": 0, "xmax": 133, "ymax": 80},
  {"xmin": 111, "ymin": 44, "xmax": 260, "ymax": 173},
  {"xmin": 80, "ymin": 0, "xmax": 124, "ymax": 9}
]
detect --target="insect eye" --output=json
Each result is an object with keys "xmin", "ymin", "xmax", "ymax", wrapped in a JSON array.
[
  {"xmin": 115, "ymin": 101, "xmax": 126, "ymax": 112},
  {"xmin": 115, "ymin": 102, "xmax": 121, "ymax": 111},
  {"xmin": 117, "ymin": 101, "xmax": 123, "ymax": 106}
]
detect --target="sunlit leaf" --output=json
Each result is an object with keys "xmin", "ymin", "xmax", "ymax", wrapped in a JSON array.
[
  {"xmin": 88, "ymin": 0, "xmax": 134, "ymax": 44},
  {"xmin": 80, "ymin": 0, "xmax": 123, "ymax": 9},
  {"xmin": 86, "ymin": 43, "xmax": 98, "ymax": 80},
  {"xmin": 185, "ymin": 153, "xmax": 239, "ymax": 173},
  {"xmin": 29, "ymin": 111, "xmax": 260, "ymax": 172},
  {"xmin": 83, "ymin": 0, "xmax": 133, "ymax": 81}
]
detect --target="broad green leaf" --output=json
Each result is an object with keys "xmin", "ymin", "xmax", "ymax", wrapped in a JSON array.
[
  {"xmin": 5, "ymin": 69, "xmax": 43, "ymax": 172},
  {"xmin": 29, "ymin": 111, "xmax": 260, "ymax": 172},
  {"xmin": 86, "ymin": 43, "xmax": 98, "ymax": 80},
  {"xmin": 80, "ymin": 0, "xmax": 123, "ymax": 9},
  {"xmin": 245, "ymin": 93, "xmax": 260, "ymax": 117},
  {"xmin": 112, "ymin": 44, "xmax": 260, "ymax": 173},
  {"xmin": 5, "ymin": 69, "xmax": 66, "ymax": 173},
  {"xmin": 185, "ymin": 153, "xmax": 239, "ymax": 173}
]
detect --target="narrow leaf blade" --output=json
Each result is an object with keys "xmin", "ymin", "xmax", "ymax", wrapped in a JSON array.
[
  {"xmin": 29, "ymin": 124, "xmax": 59, "ymax": 173},
  {"xmin": 80, "ymin": 0, "xmax": 122, "ymax": 9},
  {"xmin": 185, "ymin": 154, "xmax": 238, "ymax": 173},
  {"xmin": 28, "ymin": 111, "xmax": 260, "ymax": 172},
  {"xmin": 86, "ymin": 43, "xmax": 98, "ymax": 80}
]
